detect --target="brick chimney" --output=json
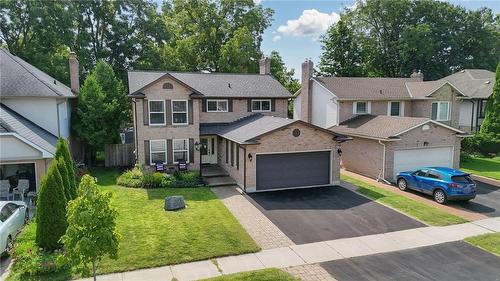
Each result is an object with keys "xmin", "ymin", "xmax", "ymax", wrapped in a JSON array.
[
  {"xmin": 410, "ymin": 69, "xmax": 424, "ymax": 81},
  {"xmin": 69, "ymin": 51, "xmax": 80, "ymax": 93},
  {"xmin": 259, "ymin": 57, "xmax": 271, "ymax": 75},
  {"xmin": 300, "ymin": 59, "xmax": 313, "ymax": 123}
]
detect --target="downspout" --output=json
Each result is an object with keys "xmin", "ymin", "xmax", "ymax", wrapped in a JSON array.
[
  {"xmin": 242, "ymin": 146, "xmax": 247, "ymax": 192},
  {"xmin": 132, "ymin": 98, "xmax": 139, "ymax": 164},
  {"xmin": 378, "ymin": 140, "xmax": 391, "ymax": 185},
  {"xmin": 469, "ymin": 100, "xmax": 474, "ymax": 132}
]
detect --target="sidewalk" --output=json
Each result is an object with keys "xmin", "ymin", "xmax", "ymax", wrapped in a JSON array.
[
  {"xmin": 342, "ymin": 170, "xmax": 488, "ymax": 221},
  {"xmin": 78, "ymin": 217, "xmax": 499, "ymax": 281}
]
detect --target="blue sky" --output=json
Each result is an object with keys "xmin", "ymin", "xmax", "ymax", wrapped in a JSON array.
[{"xmin": 259, "ymin": 0, "xmax": 500, "ymax": 78}]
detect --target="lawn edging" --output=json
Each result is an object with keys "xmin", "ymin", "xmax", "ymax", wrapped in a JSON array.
[
  {"xmin": 471, "ymin": 174, "xmax": 500, "ymax": 188},
  {"xmin": 465, "ymin": 232, "xmax": 500, "ymax": 256},
  {"xmin": 341, "ymin": 174, "xmax": 468, "ymax": 226},
  {"xmin": 200, "ymin": 268, "xmax": 299, "ymax": 281}
]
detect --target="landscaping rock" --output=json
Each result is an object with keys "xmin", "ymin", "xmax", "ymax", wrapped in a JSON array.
[{"xmin": 165, "ymin": 196, "xmax": 185, "ymax": 211}]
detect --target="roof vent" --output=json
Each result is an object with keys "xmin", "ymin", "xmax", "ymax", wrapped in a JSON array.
[
  {"xmin": 228, "ymin": 83, "xmax": 231, "ymax": 88},
  {"xmin": 485, "ymin": 81, "xmax": 490, "ymax": 84},
  {"xmin": 53, "ymin": 79, "xmax": 56, "ymax": 84}
]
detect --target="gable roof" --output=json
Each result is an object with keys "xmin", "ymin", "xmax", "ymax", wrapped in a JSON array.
[
  {"xmin": 200, "ymin": 114, "xmax": 347, "ymax": 144},
  {"xmin": 330, "ymin": 114, "xmax": 465, "ymax": 141},
  {"xmin": 313, "ymin": 77, "xmax": 421, "ymax": 100},
  {"xmin": 0, "ymin": 103, "xmax": 57, "ymax": 155},
  {"xmin": 0, "ymin": 48, "xmax": 75, "ymax": 98},
  {"xmin": 127, "ymin": 71, "xmax": 292, "ymax": 98}
]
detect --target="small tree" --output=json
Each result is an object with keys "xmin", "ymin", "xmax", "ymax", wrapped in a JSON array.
[
  {"xmin": 478, "ymin": 61, "xmax": 500, "ymax": 154},
  {"xmin": 55, "ymin": 138, "xmax": 77, "ymax": 199},
  {"xmin": 61, "ymin": 175, "xmax": 119, "ymax": 280},
  {"xmin": 36, "ymin": 159, "xmax": 68, "ymax": 250},
  {"xmin": 56, "ymin": 157, "xmax": 71, "ymax": 201}
]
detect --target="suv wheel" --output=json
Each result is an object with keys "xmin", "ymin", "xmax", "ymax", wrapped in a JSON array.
[
  {"xmin": 433, "ymin": 189, "xmax": 447, "ymax": 204},
  {"xmin": 397, "ymin": 178, "xmax": 408, "ymax": 191}
]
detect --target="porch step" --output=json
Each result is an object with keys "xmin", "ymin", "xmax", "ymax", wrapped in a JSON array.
[
  {"xmin": 201, "ymin": 165, "xmax": 229, "ymax": 178},
  {"xmin": 204, "ymin": 176, "xmax": 237, "ymax": 187}
]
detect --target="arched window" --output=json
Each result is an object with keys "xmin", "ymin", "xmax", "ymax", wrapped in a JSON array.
[{"xmin": 162, "ymin": 82, "xmax": 173, "ymax": 90}]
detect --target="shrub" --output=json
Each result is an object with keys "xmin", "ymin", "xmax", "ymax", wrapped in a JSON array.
[
  {"xmin": 117, "ymin": 167, "xmax": 143, "ymax": 188},
  {"xmin": 460, "ymin": 152, "xmax": 473, "ymax": 162},
  {"xmin": 142, "ymin": 172, "xmax": 164, "ymax": 189},
  {"xmin": 171, "ymin": 171, "xmax": 200, "ymax": 188},
  {"xmin": 36, "ymin": 159, "xmax": 68, "ymax": 251},
  {"xmin": 56, "ymin": 157, "xmax": 72, "ymax": 201},
  {"xmin": 55, "ymin": 138, "xmax": 77, "ymax": 199}
]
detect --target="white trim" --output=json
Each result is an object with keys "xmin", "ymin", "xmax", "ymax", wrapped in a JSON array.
[
  {"xmin": 206, "ymin": 99, "xmax": 229, "ymax": 113},
  {"xmin": 387, "ymin": 101, "xmax": 404, "ymax": 116},
  {"xmin": 148, "ymin": 100, "xmax": 166, "ymax": 126},
  {"xmin": 353, "ymin": 101, "xmax": 371, "ymax": 114},
  {"xmin": 405, "ymin": 82, "xmax": 413, "ymax": 98},
  {"xmin": 172, "ymin": 138, "xmax": 190, "ymax": 164},
  {"xmin": 149, "ymin": 139, "xmax": 167, "ymax": 165},
  {"xmin": 311, "ymin": 78, "xmax": 339, "ymax": 99},
  {"xmin": 431, "ymin": 101, "xmax": 451, "ymax": 121},
  {"xmin": 394, "ymin": 119, "xmax": 465, "ymax": 137},
  {"xmin": 171, "ymin": 100, "xmax": 188, "ymax": 125},
  {"xmin": 251, "ymin": 99, "xmax": 272, "ymax": 112},
  {"xmin": 255, "ymin": 149, "xmax": 332, "ymax": 155},
  {"xmin": 0, "ymin": 161, "xmax": 38, "ymax": 193},
  {"xmin": 0, "ymin": 133, "xmax": 53, "ymax": 158},
  {"xmin": 331, "ymin": 131, "xmax": 401, "ymax": 142}
]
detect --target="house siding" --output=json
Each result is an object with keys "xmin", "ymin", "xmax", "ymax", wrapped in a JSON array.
[
  {"xmin": 340, "ymin": 137, "xmax": 384, "ymax": 180},
  {"xmin": 199, "ymin": 98, "xmax": 288, "ymax": 123},
  {"xmin": 217, "ymin": 137, "xmax": 244, "ymax": 187},
  {"xmin": 338, "ymin": 100, "xmax": 411, "ymax": 123}
]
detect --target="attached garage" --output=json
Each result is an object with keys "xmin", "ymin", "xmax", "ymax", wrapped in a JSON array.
[
  {"xmin": 256, "ymin": 151, "xmax": 331, "ymax": 191},
  {"xmin": 331, "ymin": 115, "xmax": 467, "ymax": 183}
]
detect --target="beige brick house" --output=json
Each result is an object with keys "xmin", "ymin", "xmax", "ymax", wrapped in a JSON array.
[{"xmin": 128, "ymin": 58, "xmax": 349, "ymax": 192}]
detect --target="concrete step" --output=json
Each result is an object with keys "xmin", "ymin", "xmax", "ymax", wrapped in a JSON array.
[
  {"xmin": 204, "ymin": 176, "xmax": 237, "ymax": 187},
  {"xmin": 202, "ymin": 169, "xmax": 229, "ymax": 178}
]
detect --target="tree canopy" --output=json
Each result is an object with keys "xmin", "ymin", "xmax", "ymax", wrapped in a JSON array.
[
  {"xmin": 478, "ymin": 62, "xmax": 500, "ymax": 153},
  {"xmin": 319, "ymin": 0, "xmax": 500, "ymax": 80}
]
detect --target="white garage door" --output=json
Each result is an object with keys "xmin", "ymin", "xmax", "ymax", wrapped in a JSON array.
[{"xmin": 393, "ymin": 146, "xmax": 453, "ymax": 181}]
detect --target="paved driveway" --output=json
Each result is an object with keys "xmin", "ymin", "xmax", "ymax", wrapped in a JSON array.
[
  {"xmin": 321, "ymin": 241, "xmax": 500, "ymax": 281},
  {"xmin": 245, "ymin": 185, "xmax": 424, "ymax": 244},
  {"xmin": 451, "ymin": 180, "xmax": 500, "ymax": 217}
]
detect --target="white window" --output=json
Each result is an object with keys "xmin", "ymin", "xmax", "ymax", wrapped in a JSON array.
[
  {"xmin": 207, "ymin": 99, "xmax": 228, "ymax": 112},
  {"xmin": 172, "ymin": 100, "xmax": 188, "ymax": 125},
  {"xmin": 432, "ymin": 101, "xmax": 450, "ymax": 121},
  {"xmin": 173, "ymin": 139, "xmax": 189, "ymax": 163},
  {"xmin": 388, "ymin": 101, "xmax": 404, "ymax": 116},
  {"xmin": 149, "ymin": 100, "xmax": 165, "ymax": 125},
  {"xmin": 150, "ymin": 140, "xmax": 166, "ymax": 165},
  {"xmin": 353, "ymin": 101, "xmax": 370, "ymax": 114},
  {"xmin": 251, "ymin": 99, "xmax": 271, "ymax": 112}
]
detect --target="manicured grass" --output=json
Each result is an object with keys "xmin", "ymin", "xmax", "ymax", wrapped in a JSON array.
[
  {"xmin": 7, "ymin": 168, "xmax": 259, "ymax": 280},
  {"xmin": 465, "ymin": 233, "xmax": 500, "ymax": 256},
  {"xmin": 461, "ymin": 156, "xmax": 500, "ymax": 181},
  {"xmin": 341, "ymin": 175, "xmax": 467, "ymax": 226},
  {"xmin": 201, "ymin": 268, "xmax": 299, "ymax": 281}
]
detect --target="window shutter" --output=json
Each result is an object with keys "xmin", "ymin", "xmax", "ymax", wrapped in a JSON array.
[
  {"xmin": 228, "ymin": 99, "xmax": 233, "ymax": 112},
  {"xmin": 230, "ymin": 141, "xmax": 234, "ymax": 166},
  {"xmin": 165, "ymin": 100, "xmax": 172, "ymax": 125},
  {"xmin": 189, "ymin": 138, "xmax": 194, "ymax": 163},
  {"xmin": 166, "ymin": 139, "xmax": 173, "ymax": 164},
  {"xmin": 143, "ymin": 99, "xmax": 149, "ymax": 125},
  {"xmin": 225, "ymin": 140, "xmax": 228, "ymax": 163},
  {"xmin": 202, "ymin": 98, "xmax": 207, "ymax": 112},
  {"xmin": 236, "ymin": 144, "xmax": 239, "ymax": 170},
  {"xmin": 431, "ymin": 103, "xmax": 438, "ymax": 120},
  {"xmin": 188, "ymin": 100, "xmax": 193, "ymax": 124},
  {"xmin": 271, "ymin": 99, "xmax": 276, "ymax": 112},
  {"xmin": 247, "ymin": 99, "xmax": 252, "ymax": 112},
  {"xmin": 144, "ymin": 140, "xmax": 150, "ymax": 165}
]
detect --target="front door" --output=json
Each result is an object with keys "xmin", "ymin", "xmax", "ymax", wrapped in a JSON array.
[{"xmin": 201, "ymin": 137, "xmax": 217, "ymax": 164}]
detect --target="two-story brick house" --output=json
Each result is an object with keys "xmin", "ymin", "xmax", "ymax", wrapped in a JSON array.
[{"xmin": 128, "ymin": 58, "xmax": 349, "ymax": 192}]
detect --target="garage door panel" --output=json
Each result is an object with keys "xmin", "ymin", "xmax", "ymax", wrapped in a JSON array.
[
  {"xmin": 393, "ymin": 147, "xmax": 453, "ymax": 181},
  {"xmin": 256, "ymin": 151, "xmax": 330, "ymax": 191}
]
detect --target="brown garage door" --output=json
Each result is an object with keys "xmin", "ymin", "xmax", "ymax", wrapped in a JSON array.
[{"xmin": 256, "ymin": 151, "xmax": 331, "ymax": 191}]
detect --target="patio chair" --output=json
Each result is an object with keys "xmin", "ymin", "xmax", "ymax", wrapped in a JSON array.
[
  {"xmin": 0, "ymin": 180, "xmax": 12, "ymax": 200},
  {"xmin": 13, "ymin": 179, "xmax": 29, "ymax": 201}
]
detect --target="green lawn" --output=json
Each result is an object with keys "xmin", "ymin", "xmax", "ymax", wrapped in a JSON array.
[
  {"xmin": 461, "ymin": 156, "xmax": 500, "ymax": 181},
  {"xmin": 201, "ymin": 269, "xmax": 299, "ymax": 281},
  {"xmin": 7, "ymin": 168, "xmax": 259, "ymax": 280},
  {"xmin": 341, "ymin": 175, "xmax": 467, "ymax": 226},
  {"xmin": 465, "ymin": 233, "xmax": 500, "ymax": 256}
]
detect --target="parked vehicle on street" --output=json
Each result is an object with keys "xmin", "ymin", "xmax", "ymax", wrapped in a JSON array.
[
  {"xmin": 396, "ymin": 167, "xmax": 476, "ymax": 204},
  {"xmin": 0, "ymin": 201, "xmax": 28, "ymax": 255}
]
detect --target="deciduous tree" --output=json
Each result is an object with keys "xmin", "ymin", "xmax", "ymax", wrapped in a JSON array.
[{"xmin": 478, "ymin": 62, "xmax": 500, "ymax": 153}]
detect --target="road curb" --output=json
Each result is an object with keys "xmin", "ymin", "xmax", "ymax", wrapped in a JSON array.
[{"xmin": 471, "ymin": 175, "xmax": 500, "ymax": 188}]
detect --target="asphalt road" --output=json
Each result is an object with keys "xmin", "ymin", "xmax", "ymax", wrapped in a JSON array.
[
  {"xmin": 451, "ymin": 180, "xmax": 500, "ymax": 217},
  {"xmin": 321, "ymin": 241, "xmax": 500, "ymax": 281},
  {"xmin": 246, "ymin": 186, "xmax": 424, "ymax": 244}
]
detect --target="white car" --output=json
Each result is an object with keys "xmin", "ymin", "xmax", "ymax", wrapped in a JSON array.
[{"xmin": 0, "ymin": 201, "xmax": 28, "ymax": 255}]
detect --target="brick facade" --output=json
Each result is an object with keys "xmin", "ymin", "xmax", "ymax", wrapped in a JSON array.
[
  {"xmin": 199, "ymin": 98, "xmax": 288, "ymax": 123},
  {"xmin": 338, "ymin": 100, "xmax": 411, "ymax": 123},
  {"xmin": 410, "ymin": 84, "xmax": 461, "ymax": 128}
]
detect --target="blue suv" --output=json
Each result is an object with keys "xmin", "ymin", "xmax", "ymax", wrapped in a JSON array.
[{"xmin": 396, "ymin": 167, "xmax": 476, "ymax": 204}]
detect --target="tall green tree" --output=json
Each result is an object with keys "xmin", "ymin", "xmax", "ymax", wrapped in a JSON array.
[
  {"xmin": 478, "ymin": 61, "xmax": 500, "ymax": 153},
  {"xmin": 36, "ymin": 159, "xmax": 67, "ymax": 250},
  {"xmin": 55, "ymin": 157, "xmax": 72, "ymax": 201},
  {"xmin": 61, "ymin": 175, "xmax": 119, "ymax": 281},
  {"xmin": 269, "ymin": 51, "xmax": 300, "ymax": 94},
  {"xmin": 55, "ymin": 138, "xmax": 77, "ymax": 199}
]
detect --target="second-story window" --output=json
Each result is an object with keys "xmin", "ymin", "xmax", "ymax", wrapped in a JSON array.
[
  {"xmin": 388, "ymin": 101, "xmax": 403, "ymax": 116},
  {"xmin": 172, "ymin": 100, "xmax": 188, "ymax": 125},
  {"xmin": 149, "ymin": 100, "xmax": 165, "ymax": 125},
  {"xmin": 252, "ymin": 99, "xmax": 271, "ymax": 112},
  {"xmin": 431, "ymin": 101, "xmax": 450, "ymax": 121},
  {"xmin": 207, "ymin": 100, "xmax": 228, "ymax": 112},
  {"xmin": 353, "ymin": 101, "xmax": 370, "ymax": 114}
]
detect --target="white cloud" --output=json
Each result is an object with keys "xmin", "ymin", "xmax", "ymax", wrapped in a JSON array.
[
  {"xmin": 253, "ymin": 0, "xmax": 262, "ymax": 4},
  {"xmin": 272, "ymin": 35, "xmax": 281, "ymax": 42},
  {"xmin": 276, "ymin": 9, "xmax": 340, "ymax": 39}
]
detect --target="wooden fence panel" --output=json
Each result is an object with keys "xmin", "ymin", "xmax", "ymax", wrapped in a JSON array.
[{"xmin": 104, "ymin": 143, "xmax": 134, "ymax": 167}]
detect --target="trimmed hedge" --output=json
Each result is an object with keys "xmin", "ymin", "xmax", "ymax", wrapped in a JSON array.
[{"xmin": 116, "ymin": 168, "xmax": 201, "ymax": 188}]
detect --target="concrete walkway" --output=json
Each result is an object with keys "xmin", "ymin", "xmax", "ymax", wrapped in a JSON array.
[
  {"xmin": 342, "ymin": 170, "xmax": 488, "ymax": 221},
  {"xmin": 78, "ymin": 217, "xmax": 499, "ymax": 281}
]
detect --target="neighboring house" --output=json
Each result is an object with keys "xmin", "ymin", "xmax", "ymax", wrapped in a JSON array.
[
  {"xmin": 294, "ymin": 60, "xmax": 494, "ymax": 133},
  {"xmin": 331, "ymin": 115, "xmax": 468, "ymax": 183},
  {"xmin": 0, "ymin": 48, "xmax": 78, "ymax": 193},
  {"xmin": 129, "ymin": 58, "xmax": 349, "ymax": 192}
]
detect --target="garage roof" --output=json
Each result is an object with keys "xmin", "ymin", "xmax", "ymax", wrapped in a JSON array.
[{"xmin": 330, "ymin": 115, "xmax": 466, "ymax": 141}]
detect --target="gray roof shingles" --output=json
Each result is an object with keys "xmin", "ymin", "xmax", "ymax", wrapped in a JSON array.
[
  {"xmin": 0, "ymin": 103, "xmax": 57, "ymax": 155},
  {"xmin": 0, "ymin": 48, "xmax": 75, "ymax": 98},
  {"xmin": 128, "ymin": 71, "xmax": 292, "ymax": 98}
]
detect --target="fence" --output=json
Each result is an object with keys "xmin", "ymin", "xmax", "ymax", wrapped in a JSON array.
[{"xmin": 104, "ymin": 143, "xmax": 134, "ymax": 167}]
